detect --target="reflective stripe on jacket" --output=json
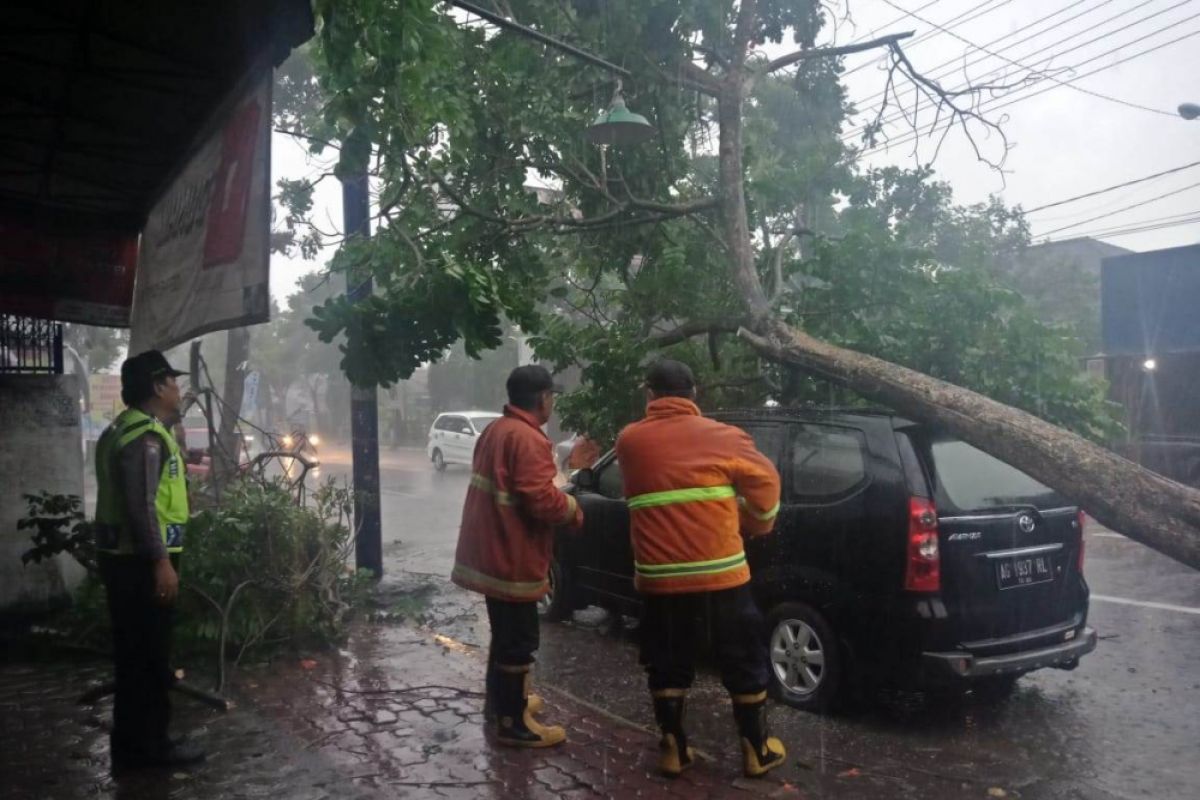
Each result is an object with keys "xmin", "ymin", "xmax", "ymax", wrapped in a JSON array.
[
  {"xmin": 616, "ymin": 397, "xmax": 781, "ymax": 595},
  {"xmin": 451, "ymin": 405, "xmax": 582, "ymax": 601},
  {"xmin": 95, "ymin": 407, "xmax": 189, "ymax": 555}
]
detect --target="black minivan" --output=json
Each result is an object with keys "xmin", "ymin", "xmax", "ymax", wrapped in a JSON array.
[{"xmin": 546, "ymin": 408, "xmax": 1097, "ymax": 712}]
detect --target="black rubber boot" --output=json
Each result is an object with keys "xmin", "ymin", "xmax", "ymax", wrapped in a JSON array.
[
  {"xmin": 494, "ymin": 665, "xmax": 565, "ymax": 748},
  {"xmin": 483, "ymin": 659, "xmax": 542, "ymax": 723},
  {"xmin": 652, "ymin": 689, "xmax": 695, "ymax": 777},
  {"xmin": 731, "ymin": 691, "xmax": 786, "ymax": 778}
]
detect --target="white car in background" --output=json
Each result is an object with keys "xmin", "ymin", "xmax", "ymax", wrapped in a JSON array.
[{"xmin": 427, "ymin": 411, "xmax": 502, "ymax": 471}]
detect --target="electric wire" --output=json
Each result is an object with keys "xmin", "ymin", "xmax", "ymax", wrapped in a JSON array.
[
  {"xmin": 1043, "ymin": 211, "xmax": 1200, "ymax": 241},
  {"xmin": 1022, "ymin": 161, "xmax": 1200, "ymax": 214},
  {"xmin": 842, "ymin": 0, "xmax": 1013, "ymax": 77},
  {"xmin": 878, "ymin": 0, "xmax": 1177, "ymax": 117},
  {"xmin": 1032, "ymin": 180, "xmax": 1200, "ymax": 238},
  {"xmin": 847, "ymin": 0, "xmax": 1194, "ymax": 142},
  {"xmin": 846, "ymin": 0, "xmax": 1116, "ymax": 114},
  {"xmin": 863, "ymin": 18, "xmax": 1200, "ymax": 156}
]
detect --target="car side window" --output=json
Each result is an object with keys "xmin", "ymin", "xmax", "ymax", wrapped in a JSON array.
[
  {"xmin": 433, "ymin": 417, "xmax": 449, "ymax": 431},
  {"xmin": 459, "ymin": 420, "xmax": 475, "ymax": 435},
  {"xmin": 739, "ymin": 424, "xmax": 786, "ymax": 466},
  {"xmin": 791, "ymin": 424, "xmax": 868, "ymax": 502},
  {"xmin": 596, "ymin": 458, "xmax": 625, "ymax": 500}
]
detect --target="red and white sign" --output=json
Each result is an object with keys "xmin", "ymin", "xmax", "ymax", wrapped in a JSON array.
[{"xmin": 130, "ymin": 67, "xmax": 272, "ymax": 352}]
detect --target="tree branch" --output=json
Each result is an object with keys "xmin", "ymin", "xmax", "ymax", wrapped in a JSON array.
[
  {"xmin": 430, "ymin": 170, "xmax": 718, "ymax": 233},
  {"xmin": 646, "ymin": 318, "xmax": 745, "ymax": 348},
  {"xmin": 764, "ymin": 32, "xmax": 914, "ymax": 74}
]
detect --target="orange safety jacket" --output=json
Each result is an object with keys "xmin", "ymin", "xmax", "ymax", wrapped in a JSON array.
[
  {"xmin": 615, "ymin": 397, "xmax": 781, "ymax": 595},
  {"xmin": 452, "ymin": 405, "xmax": 583, "ymax": 602}
]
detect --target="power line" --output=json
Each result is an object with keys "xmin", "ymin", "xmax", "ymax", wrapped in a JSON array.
[
  {"xmin": 877, "ymin": 0, "xmax": 1177, "ymax": 117},
  {"xmin": 1044, "ymin": 211, "xmax": 1200, "ymax": 241},
  {"xmin": 1023, "ymin": 161, "xmax": 1200, "ymax": 214},
  {"xmin": 847, "ymin": 0, "xmax": 1114, "ymax": 112},
  {"xmin": 1033, "ymin": 180, "xmax": 1200, "ymax": 238},
  {"xmin": 864, "ymin": 19, "xmax": 1200, "ymax": 156},
  {"xmin": 847, "ymin": 0, "xmax": 1191, "ymax": 142},
  {"xmin": 842, "ymin": 0, "xmax": 1013, "ymax": 77}
]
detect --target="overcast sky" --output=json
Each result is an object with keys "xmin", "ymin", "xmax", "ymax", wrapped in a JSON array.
[{"xmin": 268, "ymin": 0, "xmax": 1200, "ymax": 302}]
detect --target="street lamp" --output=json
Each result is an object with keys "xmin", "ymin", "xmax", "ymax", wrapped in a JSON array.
[
  {"xmin": 1179, "ymin": 103, "xmax": 1200, "ymax": 120},
  {"xmin": 1143, "ymin": 357, "xmax": 1158, "ymax": 372},
  {"xmin": 585, "ymin": 80, "xmax": 655, "ymax": 146}
]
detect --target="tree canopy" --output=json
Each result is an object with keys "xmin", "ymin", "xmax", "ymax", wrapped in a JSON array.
[{"xmin": 278, "ymin": 0, "xmax": 1200, "ymax": 569}]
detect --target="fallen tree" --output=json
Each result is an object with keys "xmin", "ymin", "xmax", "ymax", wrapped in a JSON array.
[{"xmin": 290, "ymin": 0, "xmax": 1200, "ymax": 570}]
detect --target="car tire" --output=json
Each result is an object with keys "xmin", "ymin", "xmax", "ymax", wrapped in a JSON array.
[
  {"xmin": 767, "ymin": 601, "xmax": 843, "ymax": 714},
  {"xmin": 538, "ymin": 558, "xmax": 572, "ymax": 622},
  {"xmin": 432, "ymin": 449, "xmax": 446, "ymax": 471}
]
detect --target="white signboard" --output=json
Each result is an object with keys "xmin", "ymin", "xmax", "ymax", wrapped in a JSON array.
[{"xmin": 130, "ymin": 68, "xmax": 272, "ymax": 353}]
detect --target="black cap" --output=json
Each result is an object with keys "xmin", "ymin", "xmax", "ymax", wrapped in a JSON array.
[
  {"xmin": 506, "ymin": 365, "xmax": 563, "ymax": 402},
  {"xmin": 645, "ymin": 359, "xmax": 695, "ymax": 394},
  {"xmin": 121, "ymin": 350, "xmax": 188, "ymax": 390}
]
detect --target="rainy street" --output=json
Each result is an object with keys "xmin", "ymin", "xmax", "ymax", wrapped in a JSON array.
[{"xmin": 320, "ymin": 444, "xmax": 1200, "ymax": 800}]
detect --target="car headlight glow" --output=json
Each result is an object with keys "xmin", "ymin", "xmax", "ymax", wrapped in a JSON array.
[{"xmin": 308, "ymin": 434, "xmax": 320, "ymax": 447}]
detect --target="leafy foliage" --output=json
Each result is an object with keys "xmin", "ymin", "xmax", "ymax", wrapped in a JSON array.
[
  {"xmin": 180, "ymin": 479, "xmax": 372, "ymax": 656},
  {"xmin": 19, "ymin": 492, "xmax": 96, "ymax": 575},
  {"xmin": 17, "ymin": 480, "xmax": 371, "ymax": 664},
  {"xmin": 281, "ymin": 1, "xmax": 1118, "ymax": 446}
]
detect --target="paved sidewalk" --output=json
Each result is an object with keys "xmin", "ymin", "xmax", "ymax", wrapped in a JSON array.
[{"xmin": 1, "ymin": 622, "xmax": 802, "ymax": 799}]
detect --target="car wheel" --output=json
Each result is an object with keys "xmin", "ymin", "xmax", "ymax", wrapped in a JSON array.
[
  {"xmin": 767, "ymin": 601, "xmax": 843, "ymax": 713},
  {"xmin": 432, "ymin": 449, "xmax": 446, "ymax": 471},
  {"xmin": 538, "ymin": 558, "xmax": 572, "ymax": 622}
]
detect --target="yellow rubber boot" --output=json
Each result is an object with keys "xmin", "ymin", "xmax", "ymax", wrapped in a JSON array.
[
  {"xmin": 731, "ymin": 691, "xmax": 786, "ymax": 778},
  {"xmin": 494, "ymin": 665, "xmax": 565, "ymax": 748},
  {"xmin": 652, "ymin": 689, "xmax": 695, "ymax": 777}
]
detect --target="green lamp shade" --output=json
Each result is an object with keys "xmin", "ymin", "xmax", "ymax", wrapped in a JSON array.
[{"xmin": 585, "ymin": 97, "xmax": 655, "ymax": 146}]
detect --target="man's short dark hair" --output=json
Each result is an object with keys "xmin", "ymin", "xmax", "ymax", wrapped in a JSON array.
[
  {"xmin": 120, "ymin": 374, "xmax": 162, "ymax": 407},
  {"xmin": 120, "ymin": 350, "xmax": 187, "ymax": 407},
  {"xmin": 645, "ymin": 359, "xmax": 696, "ymax": 398},
  {"xmin": 507, "ymin": 365, "xmax": 560, "ymax": 410}
]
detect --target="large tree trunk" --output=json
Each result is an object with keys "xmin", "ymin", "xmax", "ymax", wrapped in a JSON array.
[{"xmin": 741, "ymin": 320, "xmax": 1200, "ymax": 571}]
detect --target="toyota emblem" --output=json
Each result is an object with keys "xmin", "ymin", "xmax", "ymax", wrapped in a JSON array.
[{"xmin": 1018, "ymin": 514, "xmax": 1036, "ymax": 533}]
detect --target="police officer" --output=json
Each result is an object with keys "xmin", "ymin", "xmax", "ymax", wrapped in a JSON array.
[
  {"xmin": 616, "ymin": 360, "xmax": 786, "ymax": 778},
  {"xmin": 451, "ymin": 365, "xmax": 583, "ymax": 747},
  {"xmin": 94, "ymin": 350, "xmax": 205, "ymax": 771}
]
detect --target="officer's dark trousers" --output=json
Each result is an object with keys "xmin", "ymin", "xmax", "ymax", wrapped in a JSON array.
[
  {"xmin": 639, "ymin": 583, "xmax": 770, "ymax": 694},
  {"xmin": 485, "ymin": 598, "xmax": 539, "ymax": 666},
  {"xmin": 99, "ymin": 554, "xmax": 174, "ymax": 756}
]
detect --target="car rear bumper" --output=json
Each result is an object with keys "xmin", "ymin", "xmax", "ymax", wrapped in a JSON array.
[{"xmin": 922, "ymin": 626, "xmax": 1097, "ymax": 680}]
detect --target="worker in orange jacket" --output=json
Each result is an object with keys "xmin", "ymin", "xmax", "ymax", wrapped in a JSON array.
[
  {"xmin": 452, "ymin": 365, "xmax": 583, "ymax": 748},
  {"xmin": 615, "ymin": 359, "xmax": 785, "ymax": 779}
]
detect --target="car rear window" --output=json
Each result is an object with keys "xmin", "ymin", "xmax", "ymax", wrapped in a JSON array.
[{"xmin": 922, "ymin": 437, "xmax": 1066, "ymax": 512}]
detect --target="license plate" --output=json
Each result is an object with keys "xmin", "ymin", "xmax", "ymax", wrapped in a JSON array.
[{"xmin": 996, "ymin": 554, "xmax": 1055, "ymax": 590}]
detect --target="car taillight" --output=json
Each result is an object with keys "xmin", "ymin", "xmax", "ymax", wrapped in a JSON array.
[
  {"xmin": 905, "ymin": 497, "xmax": 941, "ymax": 592},
  {"xmin": 1076, "ymin": 510, "xmax": 1086, "ymax": 573}
]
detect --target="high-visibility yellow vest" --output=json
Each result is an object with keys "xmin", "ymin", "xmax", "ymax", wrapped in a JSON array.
[{"xmin": 95, "ymin": 408, "xmax": 189, "ymax": 555}]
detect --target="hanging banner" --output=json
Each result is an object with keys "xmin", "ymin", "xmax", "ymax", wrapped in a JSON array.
[
  {"xmin": 129, "ymin": 66, "xmax": 272, "ymax": 352},
  {"xmin": 0, "ymin": 219, "xmax": 138, "ymax": 326}
]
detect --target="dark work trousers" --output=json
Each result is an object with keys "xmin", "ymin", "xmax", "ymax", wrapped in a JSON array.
[
  {"xmin": 639, "ymin": 583, "xmax": 770, "ymax": 695},
  {"xmin": 485, "ymin": 598, "xmax": 540, "ymax": 700},
  {"xmin": 485, "ymin": 597, "xmax": 539, "ymax": 665},
  {"xmin": 99, "ymin": 554, "xmax": 175, "ymax": 756}
]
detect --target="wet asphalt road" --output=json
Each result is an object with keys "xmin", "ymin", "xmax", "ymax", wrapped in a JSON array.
[{"xmin": 321, "ymin": 445, "xmax": 1200, "ymax": 800}]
